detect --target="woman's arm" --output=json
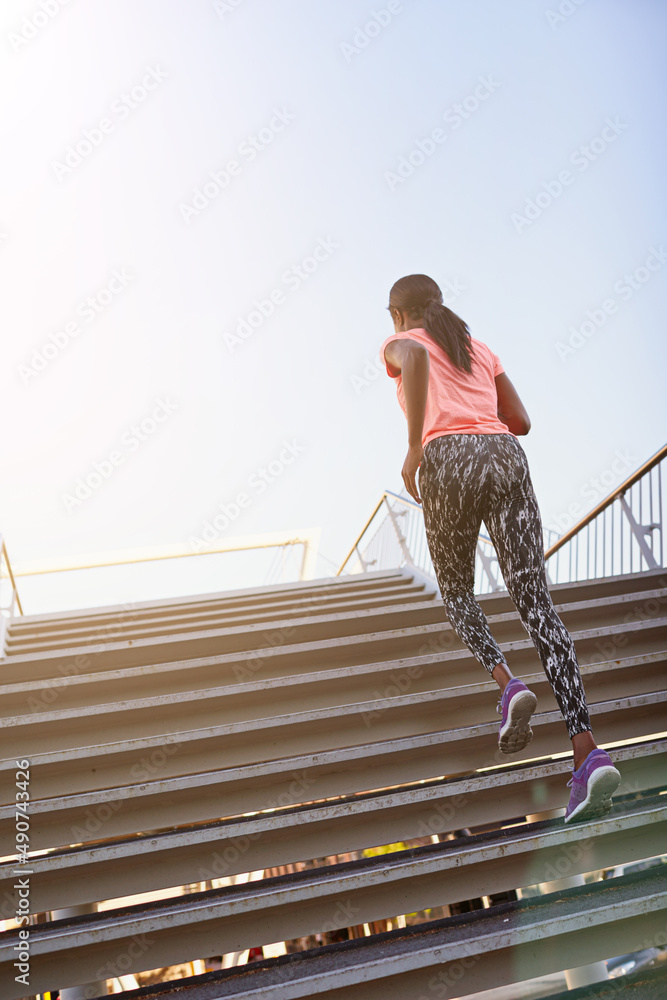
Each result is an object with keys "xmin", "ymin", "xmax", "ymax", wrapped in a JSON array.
[
  {"xmin": 384, "ymin": 339, "xmax": 429, "ymax": 502},
  {"xmin": 495, "ymin": 372, "xmax": 531, "ymax": 435}
]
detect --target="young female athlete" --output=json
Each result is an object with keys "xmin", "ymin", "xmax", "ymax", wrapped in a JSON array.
[{"xmin": 379, "ymin": 273, "xmax": 621, "ymax": 823}]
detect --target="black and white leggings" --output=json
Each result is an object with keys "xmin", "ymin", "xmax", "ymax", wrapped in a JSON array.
[{"xmin": 418, "ymin": 433, "xmax": 591, "ymax": 739}]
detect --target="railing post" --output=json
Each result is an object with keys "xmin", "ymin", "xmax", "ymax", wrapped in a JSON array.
[
  {"xmin": 384, "ymin": 497, "xmax": 415, "ymax": 567},
  {"xmin": 353, "ymin": 543, "xmax": 374, "ymax": 572},
  {"xmin": 618, "ymin": 493, "xmax": 659, "ymax": 569},
  {"xmin": 343, "ymin": 444, "xmax": 665, "ymax": 586},
  {"xmin": 298, "ymin": 529, "xmax": 321, "ymax": 580},
  {"xmin": 544, "ymin": 443, "xmax": 667, "ymax": 574},
  {"xmin": 0, "ymin": 535, "xmax": 23, "ymax": 657}
]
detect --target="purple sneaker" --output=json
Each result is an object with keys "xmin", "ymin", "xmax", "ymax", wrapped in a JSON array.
[
  {"xmin": 564, "ymin": 749, "xmax": 621, "ymax": 824},
  {"xmin": 496, "ymin": 677, "xmax": 537, "ymax": 754}
]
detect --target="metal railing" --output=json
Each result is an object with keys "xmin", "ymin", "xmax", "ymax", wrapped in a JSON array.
[
  {"xmin": 0, "ymin": 528, "xmax": 321, "ymax": 624},
  {"xmin": 338, "ymin": 444, "xmax": 667, "ymax": 593},
  {"xmin": 543, "ymin": 444, "xmax": 666, "ymax": 584},
  {"xmin": 0, "ymin": 536, "xmax": 23, "ymax": 654},
  {"xmin": 0, "ymin": 537, "xmax": 22, "ymax": 616}
]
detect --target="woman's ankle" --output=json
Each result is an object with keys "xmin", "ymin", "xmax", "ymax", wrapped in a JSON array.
[
  {"xmin": 492, "ymin": 661, "xmax": 513, "ymax": 693},
  {"xmin": 571, "ymin": 730, "xmax": 597, "ymax": 771}
]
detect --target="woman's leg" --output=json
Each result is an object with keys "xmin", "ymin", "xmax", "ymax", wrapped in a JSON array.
[
  {"xmin": 419, "ymin": 435, "xmax": 508, "ymax": 678},
  {"xmin": 482, "ymin": 435, "xmax": 595, "ymax": 763},
  {"xmin": 491, "ymin": 660, "xmax": 516, "ymax": 693}
]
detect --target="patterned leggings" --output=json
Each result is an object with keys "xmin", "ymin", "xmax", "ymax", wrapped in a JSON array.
[{"xmin": 418, "ymin": 433, "xmax": 591, "ymax": 739}]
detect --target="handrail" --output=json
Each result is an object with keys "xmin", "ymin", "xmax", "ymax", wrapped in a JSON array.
[
  {"xmin": 340, "ymin": 443, "xmax": 666, "ymax": 582},
  {"xmin": 1, "ymin": 528, "xmax": 321, "ymax": 620},
  {"xmin": 0, "ymin": 537, "xmax": 23, "ymax": 616},
  {"xmin": 336, "ymin": 496, "xmax": 388, "ymax": 577},
  {"xmin": 337, "ymin": 490, "xmax": 495, "ymax": 576},
  {"xmin": 10, "ymin": 528, "xmax": 321, "ymax": 579},
  {"xmin": 544, "ymin": 442, "xmax": 667, "ymax": 560}
]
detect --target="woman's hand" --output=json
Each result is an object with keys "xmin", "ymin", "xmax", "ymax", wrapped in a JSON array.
[{"xmin": 402, "ymin": 443, "xmax": 424, "ymax": 504}]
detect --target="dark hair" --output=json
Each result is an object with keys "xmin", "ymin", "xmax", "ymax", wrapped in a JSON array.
[{"xmin": 388, "ymin": 273, "xmax": 474, "ymax": 374}]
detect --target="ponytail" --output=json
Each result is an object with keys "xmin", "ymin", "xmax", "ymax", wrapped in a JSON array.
[
  {"xmin": 422, "ymin": 299, "xmax": 474, "ymax": 374},
  {"xmin": 388, "ymin": 274, "xmax": 475, "ymax": 374}
]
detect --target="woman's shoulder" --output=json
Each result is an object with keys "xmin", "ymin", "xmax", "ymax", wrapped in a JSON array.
[
  {"xmin": 470, "ymin": 335, "xmax": 500, "ymax": 360},
  {"xmin": 470, "ymin": 334, "xmax": 491, "ymax": 351},
  {"xmin": 470, "ymin": 336, "xmax": 504, "ymax": 377},
  {"xmin": 380, "ymin": 328, "xmax": 432, "ymax": 353}
]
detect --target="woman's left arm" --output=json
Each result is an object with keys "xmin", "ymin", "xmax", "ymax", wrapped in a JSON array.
[{"xmin": 383, "ymin": 339, "xmax": 429, "ymax": 504}]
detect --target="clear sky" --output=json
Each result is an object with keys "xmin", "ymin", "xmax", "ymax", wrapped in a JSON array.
[{"xmin": 1, "ymin": 0, "xmax": 665, "ymax": 614}]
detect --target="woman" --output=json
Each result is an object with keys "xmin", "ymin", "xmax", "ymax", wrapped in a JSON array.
[{"xmin": 379, "ymin": 273, "xmax": 621, "ymax": 823}]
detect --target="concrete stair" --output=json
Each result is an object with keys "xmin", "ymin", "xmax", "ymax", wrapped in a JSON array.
[{"xmin": 1, "ymin": 566, "xmax": 665, "ymax": 997}]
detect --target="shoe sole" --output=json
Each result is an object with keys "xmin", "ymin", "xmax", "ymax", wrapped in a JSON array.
[
  {"xmin": 498, "ymin": 689, "xmax": 538, "ymax": 755},
  {"xmin": 564, "ymin": 765, "xmax": 622, "ymax": 823}
]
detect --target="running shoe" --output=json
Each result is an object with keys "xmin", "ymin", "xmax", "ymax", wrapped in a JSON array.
[
  {"xmin": 564, "ymin": 748, "xmax": 621, "ymax": 823},
  {"xmin": 496, "ymin": 677, "xmax": 538, "ymax": 754}
]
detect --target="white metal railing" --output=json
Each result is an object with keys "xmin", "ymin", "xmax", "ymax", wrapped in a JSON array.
[
  {"xmin": 338, "ymin": 444, "xmax": 667, "ymax": 594},
  {"xmin": 543, "ymin": 445, "xmax": 666, "ymax": 584}
]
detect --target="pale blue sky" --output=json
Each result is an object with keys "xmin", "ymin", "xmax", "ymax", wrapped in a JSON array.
[{"xmin": 1, "ymin": 0, "xmax": 665, "ymax": 613}]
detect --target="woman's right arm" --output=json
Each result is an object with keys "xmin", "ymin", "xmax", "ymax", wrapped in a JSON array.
[{"xmin": 495, "ymin": 373, "xmax": 531, "ymax": 435}]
